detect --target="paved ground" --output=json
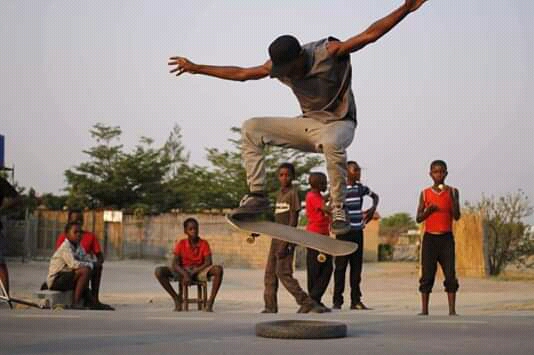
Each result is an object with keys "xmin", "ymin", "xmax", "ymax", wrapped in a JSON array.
[{"xmin": 1, "ymin": 260, "xmax": 533, "ymax": 354}]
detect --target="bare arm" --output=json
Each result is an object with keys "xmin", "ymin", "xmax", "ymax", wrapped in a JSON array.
[
  {"xmin": 364, "ymin": 191, "xmax": 380, "ymax": 224},
  {"xmin": 328, "ymin": 0, "xmax": 428, "ymax": 56},
  {"xmin": 190, "ymin": 255, "xmax": 213, "ymax": 277},
  {"xmin": 416, "ymin": 191, "xmax": 438, "ymax": 223},
  {"xmin": 168, "ymin": 57, "xmax": 271, "ymax": 81},
  {"xmin": 449, "ymin": 187, "xmax": 461, "ymax": 221}
]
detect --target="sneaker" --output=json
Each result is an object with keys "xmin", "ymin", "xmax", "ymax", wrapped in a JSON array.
[
  {"xmin": 350, "ymin": 301, "xmax": 370, "ymax": 310},
  {"xmin": 331, "ymin": 204, "xmax": 351, "ymax": 235},
  {"xmin": 230, "ymin": 193, "xmax": 271, "ymax": 218},
  {"xmin": 261, "ymin": 308, "xmax": 277, "ymax": 314},
  {"xmin": 319, "ymin": 302, "xmax": 332, "ymax": 312},
  {"xmin": 332, "ymin": 304, "xmax": 342, "ymax": 310}
]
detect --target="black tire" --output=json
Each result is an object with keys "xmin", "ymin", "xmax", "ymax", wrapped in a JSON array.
[{"xmin": 255, "ymin": 320, "xmax": 347, "ymax": 339}]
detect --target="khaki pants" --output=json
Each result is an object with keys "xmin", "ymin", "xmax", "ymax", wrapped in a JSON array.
[
  {"xmin": 264, "ymin": 239, "xmax": 311, "ymax": 311},
  {"xmin": 242, "ymin": 116, "xmax": 356, "ymax": 206}
]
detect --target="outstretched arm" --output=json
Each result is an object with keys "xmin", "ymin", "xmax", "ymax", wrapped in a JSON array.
[
  {"xmin": 168, "ymin": 57, "xmax": 271, "ymax": 82},
  {"xmin": 328, "ymin": 0, "xmax": 428, "ymax": 56}
]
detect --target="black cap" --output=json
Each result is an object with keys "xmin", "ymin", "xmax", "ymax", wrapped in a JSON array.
[{"xmin": 268, "ymin": 35, "xmax": 302, "ymax": 77}]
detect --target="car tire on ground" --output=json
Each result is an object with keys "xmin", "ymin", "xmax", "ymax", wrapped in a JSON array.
[{"xmin": 255, "ymin": 320, "xmax": 347, "ymax": 339}]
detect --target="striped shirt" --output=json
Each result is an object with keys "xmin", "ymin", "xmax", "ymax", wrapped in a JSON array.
[{"xmin": 345, "ymin": 182, "xmax": 372, "ymax": 231}]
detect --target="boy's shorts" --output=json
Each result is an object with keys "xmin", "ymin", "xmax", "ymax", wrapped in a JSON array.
[
  {"xmin": 50, "ymin": 271, "xmax": 76, "ymax": 291},
  {"xmin": 172, "ymin": 265, "xmax": 215, "ymax": 282}
]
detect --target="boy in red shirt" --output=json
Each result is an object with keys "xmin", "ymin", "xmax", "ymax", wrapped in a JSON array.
[
  {"xmin": 416, "ymin": 160, "xmax": 461, "ymax": 316},
  {"xmin": 155, "ymin": 218, "xmax": 223, "ymax": 312},
  {"xmin": 305, "ymin": 172, "xmax": 332, "ymax": 311}
]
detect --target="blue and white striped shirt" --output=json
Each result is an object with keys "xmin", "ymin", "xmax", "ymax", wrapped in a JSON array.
[{"xmin": 345, "ymin": 183, "xmax": 372, "ymax": 231}]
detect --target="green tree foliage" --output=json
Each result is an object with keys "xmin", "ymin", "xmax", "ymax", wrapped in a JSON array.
[
  {"xmin": 465, "ymin": 190, "xmax": 533, "ymax": 275},
  {"xmin": 379, "ymin": 212, "xmax": 417, "ymax": 237},
  {"xmin": 65, "ymin": 123, "xmax": 188, "ymax": 211}
]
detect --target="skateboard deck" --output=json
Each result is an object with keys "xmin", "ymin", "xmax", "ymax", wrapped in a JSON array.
[{"xmin": 226, "ymin": 215, "xmax": 357, "ymax": 256}]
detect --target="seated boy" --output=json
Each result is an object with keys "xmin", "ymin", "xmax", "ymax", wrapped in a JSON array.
[
  {"xmin": 46, "ymin": 222, "xmax": 94, "ymax": 308},
  {"xmin": 155, "ymin": 218, "xmax": 223, "ymax": 312}
]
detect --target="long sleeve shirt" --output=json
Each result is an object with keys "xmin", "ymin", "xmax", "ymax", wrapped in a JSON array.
[{"xmin": 46, "ymin": 239, "xmax": 93, "ymax": 288}]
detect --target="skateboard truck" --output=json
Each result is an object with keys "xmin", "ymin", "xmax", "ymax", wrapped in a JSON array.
[{"xmin": 246, "ymin": 233, "xmax": 260, "ymax": 244}]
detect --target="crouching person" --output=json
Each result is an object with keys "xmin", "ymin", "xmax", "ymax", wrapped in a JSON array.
[
  {"xmin": 155, "ymin": 218, "xmax": 223, "ymax": 312},
  {"xmin": 46, "ymin": 222, "xmax": 94, "ymax": 309}
]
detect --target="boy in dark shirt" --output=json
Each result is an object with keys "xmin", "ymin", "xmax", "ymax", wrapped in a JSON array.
[{"xmin": 262, "ymin": 163, "xmax": 325, "ymax": 314}]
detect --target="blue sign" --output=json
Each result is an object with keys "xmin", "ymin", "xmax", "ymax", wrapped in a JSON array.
[{"xmin": 0, "ymin": 135, "xmax": 4, "ymax": 168}]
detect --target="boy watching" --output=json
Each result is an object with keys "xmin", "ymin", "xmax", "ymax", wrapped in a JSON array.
[
  {"xmin": 155, "ymin": 218, "xmax": 223, "ymax": 312},
  {"xmin": 416, "ymin": 160, "xmax": 461, "ymax": 316},
  {"xmin": 47, "ymin": 222, "xmax": 94, "ymax": 308},
  {"xmin": 333, "ymin": 161, "xmax": 378, "ymax": 310},
  {"xmin": 305, "ymin": 172, "xmax": 332, "ymax": 311},
  {"xmin": 262, "ymin": 163, "xmax": 325, "ymax": 314}
]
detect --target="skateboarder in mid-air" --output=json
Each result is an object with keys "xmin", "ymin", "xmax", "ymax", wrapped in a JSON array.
[{"xmin": 169, "ymin": 0, "xmax": 429, "ymax": 235}]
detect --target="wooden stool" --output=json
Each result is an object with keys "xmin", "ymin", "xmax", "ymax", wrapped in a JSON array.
[{"xmin": 179, "ymin": 280, "xmax": 208, "ymax": 311}]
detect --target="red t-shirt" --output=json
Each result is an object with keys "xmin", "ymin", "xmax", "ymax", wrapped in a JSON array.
[
  {"xmin": 55, "ymin": 231, "xmax": 102, "ymax": 255},
  {"xmin": 423, "ymin": 187, "xmax": 453, "ymax": 234},
  {"xmin": 305, "ymin": 191, "xmax": 330, "ymax": 235},
  {"xmin": 173, "ymin": 238, "xmax": 211, "ymax": 268}
]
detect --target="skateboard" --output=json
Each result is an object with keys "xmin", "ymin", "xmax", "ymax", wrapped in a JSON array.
[{"xmin": 226, "ymin": 215, "xmax": 357, "ymax": 262}]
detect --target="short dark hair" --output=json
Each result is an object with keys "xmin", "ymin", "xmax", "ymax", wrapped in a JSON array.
[
  {"xmin": 64, "ymin": 221, "xmax": 81, "ymax": 233},
  {"xmin": 67, "ymin": 208, "xmax": 83, "ymax": 223},
  {"xmin": 183, "ymin": 218, "xmax": 199, "ymax": 230},
  {"xmin": 278, "ymin": 162, "xmax": 296, "ymax": 179},
  {"xmin": 430, "ymin": 160, "xmax": 447, "ymax": 170},
  {"xmin": 347, "ymin": 160, "xmax": 360, "ymax": 169}
]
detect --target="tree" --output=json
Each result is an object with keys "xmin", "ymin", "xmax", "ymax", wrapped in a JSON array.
[
  {"xmin": 465, "ymin": 190, "xmax": 534, "ymax": 275},
  {"xmin": 65, "ymin": 123, "xmax": 189, "ymax": 211},
  {"xmin": 379, "ymin": 212, "xmax": 417, "ymax": 237}
]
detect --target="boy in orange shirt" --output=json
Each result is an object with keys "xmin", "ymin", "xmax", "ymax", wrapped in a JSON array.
[{"xmin": 416, "ymin": 160, "xmax": 461, "ymax": 315}]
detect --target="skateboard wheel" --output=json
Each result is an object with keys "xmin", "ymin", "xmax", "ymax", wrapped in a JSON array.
[
  {"xmin": 256, "ymin": 320, "xmax": 347, "ymax": 339},
  {"xmin": 246, "ymin": 235, "xmax": 256, "ymax": 244},
  {"xmin": 317, "ymin": 253, "xmax": 327, "ymax": 263}
]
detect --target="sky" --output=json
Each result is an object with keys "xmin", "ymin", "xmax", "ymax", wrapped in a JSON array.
[{"xmin": 1, "ymin": 0, "xmax": 533, "ymax": 222}]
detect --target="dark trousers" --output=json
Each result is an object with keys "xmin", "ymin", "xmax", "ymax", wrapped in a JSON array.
[
  {"xmin": 333, "ymin": 229, "xmax": 363, "ymax": 306},
  {"xmin": 419, "ymin": 232, "xmax": 459, "ymax": 293},
  {"xmin": 264, "ymin": 239, "xmax": 311, "ymax": 311},
  {"xmin": 306, "ymin": 248, "xmax": 333, "ymax": 304}
]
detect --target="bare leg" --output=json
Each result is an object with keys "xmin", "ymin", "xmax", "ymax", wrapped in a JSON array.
[
  {"xmin": 205, "ymin": 266, "xmax": 224, "ymax": 312},
  {"xmin": 73, "ymin": 267, "xmax": 91, "ymax": 305},
  {"xmin": 419, "ymin": 292, "xmax": 429, "ymax": 315},
  {"xmin": 154, "ymin": 266, "xmax": 182, "ymax": 311},
  {"xmin": 0, "ymin": 263, "xmax": 9, "ymax": 296},
  {"xmin": 91, "ymin": 264, "xmax": 103, "ymax": 303},
  {"xmin": 448, "ymin": 292, "xmax": 457, "ymax": 316}
]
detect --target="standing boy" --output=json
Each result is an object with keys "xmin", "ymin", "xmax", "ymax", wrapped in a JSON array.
[
  {"xmin": 416, "ymin": 160, "xmax": 461, "ymax": 316},
  {"xmin": 155, "ymin": 218, "xmax": 224, "ymax": 312},
  {"xmin": 262, "ymin": 163, "xmax": 325, "ymax": 314},
  {"xmin": 333, "ymin": 161, "xmax": 378, "ymax": 310},
  {"xmin": 168, "ymin": 0, "xmax": 429, "ymax": 234},
  {"xmin": 305, "ymin": 172, "xmax": 332, "ymax": 310}
]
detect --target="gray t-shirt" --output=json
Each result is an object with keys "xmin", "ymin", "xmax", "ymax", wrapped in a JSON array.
[
  {"xmin": 274, "ymin": 186, "xmax": 301, "ymax": 226},
  {"xmin": 274, "ymin": 38, "xmax": 357, "ymax": 123}
]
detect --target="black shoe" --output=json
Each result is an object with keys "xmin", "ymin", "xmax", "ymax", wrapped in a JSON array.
[
  {"xmin": 230, "ymin": 194, "xmax": 271, "ymax": 218},
  {"xmin": 332, "ymin": 304, "xmax": 342, "ymax": 310},
  {"xmin": 331, "ymin": 204, "xmax": 351, "ymax": 235},
  {"xmin": 350, "ymin": 301, "xmax": 370, "ymax": 310},
  {"xmin": 261, "ymin": 308, "xmax": 277, "ymax": 314},
  {"xmin": 319, "ymin": 302, "xmax": 332, "ymax": 312},
  {"xmin": 91, "ymin": 302, "xmax": 115, "ymax": 311},
  {"xmin": 297, "ymin": 300, "xmax": 321, "ymax": 314}
]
